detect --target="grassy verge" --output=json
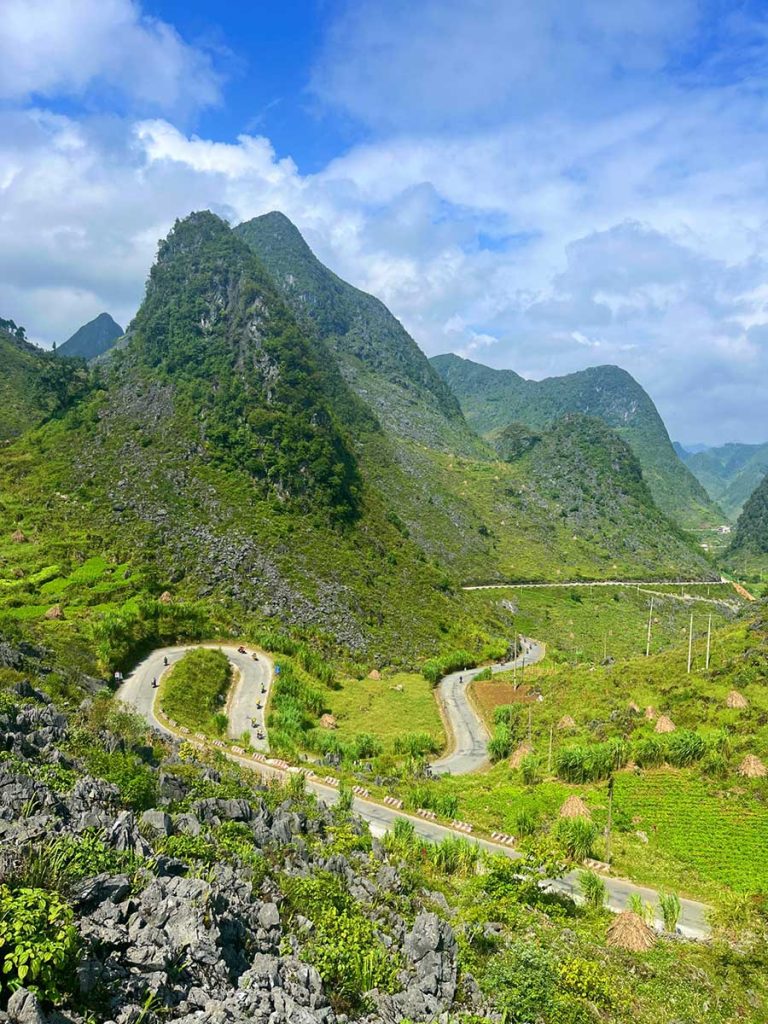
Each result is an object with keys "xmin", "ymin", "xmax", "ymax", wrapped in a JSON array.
[{"xmin": 158, "ymin": 647, "xmax": 232, "ymax": 738}]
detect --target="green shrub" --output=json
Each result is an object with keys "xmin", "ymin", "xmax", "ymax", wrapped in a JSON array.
[
  {"xmin": 515, "ymin": 809, "xmax": 540, "ymax": 837},
  {"xmin": 488, "ymin": 723, "xmax": 513, "ymax": 762},
  {"xmin": 556, "ymin": 740, "xmax": 627, "ymax": 782},
  {"xmin": 555, "ymin": 818, "xmax": 598, "ymax": 861},
  {"xmin": 658, "ymin": 891, "xmax": 681, "ymax": 932},
  {"xmin": 283, "ymin": 873, "xmax": 397, "ymax": 1009},
  {"xmin": 0, "ymin": 886, "xmax": 78, "ymax": 1001},
  {"xmin": 633, "ymin": 734, "xmax": 666, "ymax": 767},
  {"xmin": 483, "ymin": 941, "xmax": 556, "ymax": 1022},
  {"xmin": 558, "ymin": 957, "xmax": 617, "ymax": 1007},
  {"xmin": 429, "ymin": 836, "xmax": 481, "ymax": 876},
  {"xmin": 393, "ymin": 732, "xmax": 441, "ymax": 757},
  {"xmin": 8, "ymin": 832, "xmax": 137, "ymax": 893},
  {"xmin": 82, "ymin": 749, "xmax": 157, "ymax": 811},
  {"xmin": 160, "ymin": 647, "xmax": 232, "ymax": 736},
  {"xmin": 520, "ymin": 753, "xmax": 541, "ymax": 786},
  {"xmin": 577, "ymin": 869, "xmax": 607, "ymax": 909},
  {"xmin": 666, "ymin": 730, "xmax": 706, "ymax": 767}
]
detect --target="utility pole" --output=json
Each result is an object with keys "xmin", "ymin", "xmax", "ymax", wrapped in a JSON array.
[
  {"xmin": 705, "ymin": 613, "xmax": 712, "ymax": 670},
  {"xmin": 687, "ymin": 614, "xmax": 694, "ymax": 674},
  {"xmin": 605, "ymin": 775, "xmax": 615, "ymax": 864},
  {"xmin": 527, "ymin": 703, "xmax": 532, "ymax": 743},
  {"xmin": 646, "ymin": 596, "xmax": 654, "ymax": 657},
  {"xmin": 547, "ymin": 723, "xmax": 553, "ymax": 773}
]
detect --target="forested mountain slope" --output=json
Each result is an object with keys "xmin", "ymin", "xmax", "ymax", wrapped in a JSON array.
[
  {"xmin": 726, "ymin": 473, "xmax": 768, "ymax": 576},
  {"xmin": 0, "ymin": 213, "xmax": 714, "ymax": 667},
  {"xmin": 57, "ymin": 311, "xmax": 124, "ymax": 360},
  {"xmin": 0, "ymin": 319, "xmax": 89, "ymax": 441},
  {"xmin": 235, "ymin": 212, "xmax": 485, "ymax": 456},
  {"xmin": 431, "ymin": 353, "xmax": 722, "ymax": 530}
]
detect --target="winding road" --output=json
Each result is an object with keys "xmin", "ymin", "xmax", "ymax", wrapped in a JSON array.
[
  {"xmin": 431, "ymin": 637, "xmax": 545, "ymax": 774},
  {"xmin": 117, "ymin": 641, "xmax": 709, "ymax": 939}
]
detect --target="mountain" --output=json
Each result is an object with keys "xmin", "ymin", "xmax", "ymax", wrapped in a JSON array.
[
  {"xmin": 490, "ymin": 414, "xmax": 704, "ymax": 577},
  {"xmin": 679, "ymin": 441, "xmax": 768, "ymax": 521},
  {"xmin": 234, "ymin": 212, "xmax": 485, "ymax": 456},
  {"xmin": 727, "ymin": 473, "xmax": 768, "ymax": 568},
  {"xmin": 0, "ymin": 318, "xmax": 90, "ymax": 441},
  {"xmin": 58, "ymin": 312, "xmax": 123, "ymax": 360},
  {"xmin": 0, "ymin": 213, "xmax": 715, "ymax": 668},
  {"xmin": 431, "ymin": 353, "xmax": 722, "ymax": 530}
]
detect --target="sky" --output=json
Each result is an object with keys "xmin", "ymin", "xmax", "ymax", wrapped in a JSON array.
[{"xmin": 1, "ymin": 1, "xmax": 768, "ymax": 444}]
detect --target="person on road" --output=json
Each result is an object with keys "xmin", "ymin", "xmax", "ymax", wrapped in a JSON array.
[
  {"xmin": 163, "ymin": 656, "xmax": 168, "ymax": 667},
  {"xmin": 151, "ymin": 678, "xmax": 158, "ymax": 689}
]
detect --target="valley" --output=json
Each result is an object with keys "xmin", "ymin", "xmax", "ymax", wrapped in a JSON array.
[{"xmin": 1, "ymin": 210, "xmax": 766, "ymax": 1024}]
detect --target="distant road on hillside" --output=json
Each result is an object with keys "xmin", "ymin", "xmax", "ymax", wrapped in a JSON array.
[
  {"xmin": 464, "ymin": 577, "xmax": 728, "ymax": 590},
  {"xmin": 431, "ymin": 638, "xmax": 545, "ymax": 776}
]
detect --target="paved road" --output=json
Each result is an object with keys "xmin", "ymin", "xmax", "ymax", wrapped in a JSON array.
[
  {"xmin": 118, "ymin": 643, "xmax": 710, "ymax": 939},
  {"xmin": 464, "ymin": 578, "xmax": 726, "ymax": 590},
  {"xmin": 431, "ymin": 638, "xmax": 546, "ymax": 775},
  {"xmin": 117, "ymin": 643, "xmax": 272, "ymax": 751}
]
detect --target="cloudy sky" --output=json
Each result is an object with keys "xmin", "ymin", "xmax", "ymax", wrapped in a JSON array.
[{"xmin": 2, "ymin": 0, "xmax": 768, "ymax": 444}]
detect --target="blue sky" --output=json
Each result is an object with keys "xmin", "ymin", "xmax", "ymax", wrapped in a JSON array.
[{"xmin": 1, "ymin": 0, "xmax": 768, "ymax": 444}]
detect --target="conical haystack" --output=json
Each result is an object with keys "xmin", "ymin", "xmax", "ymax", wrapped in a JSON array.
[
  {"xmin": 11, "ymin": 529, "xmax": 26, "ymax": 544},
  {"xmin": 738, "ymin": 754, "xmax": 767, "ymax": 779},
  {"xmin": 654, "ymin": 715, "xmax": 676, "ymax": 734},
  {"xmin": 644, "ymin": 706, "xmax": 657, "ymax": 721},
  {"xmin": 368, "ymin": 669, "xmax": 381, "ymax": 680},
  {"xmin": 726, "ymin": 690, "xmax": 748, "ymax": 710},
  {"xmin": 627, "ymin": 701, "xmax": 641, "ymax": 714},
  {"xmin": 557, "ymin": 715, "xmax": 576, "ymax": 730},
  {"xmin": 509, "ymin": 741, "xmax": 533, "ymax": 768},
  {"xmin": 319, "ymin": 713, "xmax": 337, "ymax": 730},
  {"xmin": 158, "ymin": 591, "xmax": 172, "ymax": 605},
  {"xmin": 44, "ymin": 604, "xmax": 63, "ymax": 620},
  {"xmin": 559, "ymin": 795, "xmax": 591, "ymax": 819},
  {"xmin": 607, "ymin": 911, "xmax": 656, "ymax": 951}
]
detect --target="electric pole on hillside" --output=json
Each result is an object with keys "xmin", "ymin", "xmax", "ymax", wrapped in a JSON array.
[
  {"xmin": 527, "ymin": 703, "xmax": 532, "ymax": 743},
  {"xmin": 547, "ymin": 722, "xmax": 554, "ymax": 773},
  {"xmin": 646, "ymin": 596, "xmax": 654, "ymax": 657},
  {"xmin": 605, "ymin": 775, "xmax": 615, "ymax": 865},
  {"xmin": 687, "ymin": 614, "xmax": 694, "ymax": 674},
  {"xmin": 705, "ymin": 613, "xmax": 712, "ymax": 670}
]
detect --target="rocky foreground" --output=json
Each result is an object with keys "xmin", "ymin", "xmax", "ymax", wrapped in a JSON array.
[{"xmin": 0, "ymin": 682, "xmax": 470, "ymax": 1024}]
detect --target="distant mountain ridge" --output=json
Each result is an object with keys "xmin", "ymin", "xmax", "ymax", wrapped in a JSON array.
[
  {"xmin": 678, "ymin": 441, "xmax": 768, "ymax": 521},
  {"xmin": 58, "ymin": 312, "xmax": 123, "ymax": 360},
  {"xmin": 727, "ymin": 472, "xmax": 768, "ymax": 573},
  {"xmin": 431, "ymin": 352, "xmax": 723, "ymax": 530},
  {"xmin": 235, "ymin": 213, "xmax": 485, "ymax": 456}
]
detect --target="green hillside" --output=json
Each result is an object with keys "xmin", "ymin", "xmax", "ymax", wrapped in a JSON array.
[
  {"xmin": 680, "ymin": 441, "xmax": 768, "ymax": 520},
  {"xmin": 235, "ymin": 212, "xmax": 486, "ymax": 456},
  {"xmin": 0, "ymin": 318, "xmax": 90, "ymax": 441},
  {"xmin": 0, "ymin": 213, "xmax": 714, "ymax": 674},
  {"xmin": 725, "ymin": 473, "xmax": 768, "ymax": 579},
  {"xmin": 431, "ymin": 353, "xmax": 723, "ymax": 530},
  {"xmin": 57, "ymin": 311, "xmax": 124, "ymax": 360}
]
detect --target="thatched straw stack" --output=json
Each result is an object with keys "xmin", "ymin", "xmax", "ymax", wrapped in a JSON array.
[
  {"xmin": 607, "ymin": 911, "xmax": 656, "ymax": 951},
  {"xmin": 559, "ymin": 795, "xmax": 591, "ymax": 819},
  {"xmin": 368, "ymin": 669, "xmax": 381, "ymax": 680},
  {"xmin": 644, "ymin": 706, "xmax": 657, "ymax": 721},
  {"xmin": 726, "ymin": 690, "xmax": 748, "ymax": 710},
  {"xmin": 509, "ymin": 741, "xmax": 533, "ymax": 768},
  {"xmin": 319, "ymin": 714, "xmax": 337, "ymax": 730},
  {"xmin": 44, "ymin": 605, "xmax": 63, "ymax": 620},
  {"xmin": 557, "ymin": 715, "xmax": 576, "ymax": 730},
  {"xmin": 628, "ymin": 701, "xmax": 641, "ymax": 714},
  {"xmin": 158, "ymin": 591, "xmax": 172, "ymax": 604},
  {"xmin": 11, "ymin": 529, "xmax": 26, "ymax": 544},
  {"xmin": 655, "ymin": 715, "xmax": 676, "ymax": 734},
  {"xmin": 738, "ymin": 754, "xmax": 767, "ymax": 779}
]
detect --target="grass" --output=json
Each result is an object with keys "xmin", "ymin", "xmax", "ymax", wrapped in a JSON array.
[
  {"xmin": 158, "ymin": 647, "xmax": 232, "ymax": 737},
  {"xmin": 326, "ymin": 671, "xmax": 445, "ymax": 753}
]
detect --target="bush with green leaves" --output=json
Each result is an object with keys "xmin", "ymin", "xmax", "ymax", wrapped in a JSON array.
[
  {"xmin": 393, "ymin": 732, "xmax": 440, "ymax": 757},
  {"xmin": 282, "ymin": 873, "xmax": 398, "ymax": 1009},
  {"xmin": 488, "ymin": 722, "xmax": 514, "ymax": 762},
  {"xmin": 520, "ymin": 753, "xmax": 541, "ymax": 786},
  {"xmin": 555, "ymin": 818, "xmax": 598, "ymax": 862},
  {"xmin": 81, "ymin": 749, "xmax": 157, "ymax": 811},
  {"xmin": 658, "ymin": 892, "xmax": 681, "ymax": 932},
  {"xmin": 7, "ymin": 832, "xmax": 137, "ymax": 893},
  {"xmin": 0, "ymin": 886, "xmax": 78, "ymax": 1001},
  {"xmin": 577, "ymin": 869, "xmax": 607, "ymax": 909},
  {"xmin": 556, "ymin": 738, "xmax": 627, "ymax": 783},
  {"xmin": 482, "ymin": 941, "xmax": 556, "ymax": 1022},
  {"xmin": 159, "ymin": 647, "xmax": 232, "ymax": 736}
]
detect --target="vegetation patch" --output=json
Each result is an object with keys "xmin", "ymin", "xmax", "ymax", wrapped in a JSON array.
[{"xmin": 159, "ymin": 647, "xmax": 232, "ymax": 738}]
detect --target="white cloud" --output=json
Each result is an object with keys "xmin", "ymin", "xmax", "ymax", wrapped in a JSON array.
[{"xmin": 0, "ymin": 0, "xmax": 220, "ymax": 114}]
